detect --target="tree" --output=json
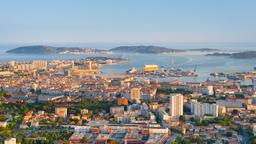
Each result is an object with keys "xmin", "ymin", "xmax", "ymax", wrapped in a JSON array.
[
  {"xmin": 218, "ymin": 117, "xmax": 231, "ymax": 126},
  {"xmin": 236, "ymin": 126, "xmax": 243, "ymax": 135},
  {"xmin": 107, "ymin": 139, "xmax": 119, "ymax": 144},
  {"xmin": 231, "ymin": 109, "xmax": 239, "ymax": 116},
  {"xmin": 0, "ymin": 91, "xmax": 10, "ymax": 98},
  {"xmin": 80, "ymin": 136, "xmax": 88, "ymax": 143},
  {"xmin": 179, "ymin": 115, "xmax": 186, "ymax": 122},
  {"xmin": 235, "ymin": 94, "xmax": 245, "ymax": 99},
  {"xmin": 201, "ymin": 120, "xmax": 209, "ymax": 126},
  {"xmin": 225, "ymin": 131, "xmax": 232, "ymax": 137},
  {"xmin": 183, "ymin": 139, "xmax": 190, "ymax": 144},
  {"xmin": 57, "ymin": 117, "xmax": 64, "ymax": 123},
  {"xmin": 252, "ymin": 138, "xmax": 256, "ymax": 144},
  {"xmin": 172, "ymin": 136, "xmax": 182, "ymax": 144},
  {"xmin": 247, "ymin": 127, "xmax": 254, "ymax": 136}
]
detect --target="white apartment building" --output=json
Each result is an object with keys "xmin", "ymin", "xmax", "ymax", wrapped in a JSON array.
[
  {"xmin": 191, "ymin": 101, "xmax": 218, "ymax": 117},
  {"xmin": 170, "ymin": 94, "xmax": 183, "ymax": 118}
]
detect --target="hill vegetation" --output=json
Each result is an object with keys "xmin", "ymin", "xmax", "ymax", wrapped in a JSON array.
[{"xmin": 6, "ymin": 45, "xmax": 93, "ymax": 54}]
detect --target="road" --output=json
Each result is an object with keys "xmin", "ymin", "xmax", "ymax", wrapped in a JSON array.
[
  {"xmin": 165, "ymin": 133, "xmax": 179, "ymax": 144},
  {"xmin": 242, "ymin": 128, "xmax": 250, "ymax": 144}
]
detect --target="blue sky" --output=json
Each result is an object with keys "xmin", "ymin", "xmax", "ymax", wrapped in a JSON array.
[{"xmin": 0, "ymin": 0, "xmax": 256, "ymax": 44}]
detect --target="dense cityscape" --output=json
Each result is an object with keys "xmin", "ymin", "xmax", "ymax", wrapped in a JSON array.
[
  {"xmin": 1, "ymin": 57, "xmax": 256, "ymax": 144},
  {"xmin": 1, "ymin": 0, "xmax": 256, "ymax": 144}
]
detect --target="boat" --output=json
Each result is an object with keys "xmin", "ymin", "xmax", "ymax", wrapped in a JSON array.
[
  {"xmin": 227, "ymin": 75, "xmax": 241, "ymax": 80},
  {"xmin": 126, "ymin": 67, "xmax": 137, "ymax": 74}
]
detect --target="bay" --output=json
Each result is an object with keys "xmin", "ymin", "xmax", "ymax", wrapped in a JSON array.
[{"xmin": 0, "ymin": 43, "xmax": 255, "ymax": 82}]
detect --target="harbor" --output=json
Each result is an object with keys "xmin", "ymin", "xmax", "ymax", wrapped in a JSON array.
[{"xmin": 126, "ymin": 64, "xmax": 198, "ymax": 78}]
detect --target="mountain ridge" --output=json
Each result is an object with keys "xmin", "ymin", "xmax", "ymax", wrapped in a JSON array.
[
  {"xmin": 110, "ymin": 45, "xmax": 184, "ymax": 53},
  {"xmin": 110, "ymin": 45, "xmax": 220, "ymax": 53},
  {"xmin": 6, "ymin": 45, "xmax": 220, "ymax": 54},
  {"xmin": 206, "ymin": 51, "xmax": 256, "ymax": 59},
  {"xmin": 6, "ymin": 45, "xmax": 96, "ymax": 54}
]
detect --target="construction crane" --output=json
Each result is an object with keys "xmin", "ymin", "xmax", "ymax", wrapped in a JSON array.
[{"xmin": 194, "ymin": 64, "xmax": 197, "ymax": 73}]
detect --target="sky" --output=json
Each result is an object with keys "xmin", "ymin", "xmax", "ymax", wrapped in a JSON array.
[{"xmin": 0, "ymin": 0, "xmax": 256, "ymax": 44}]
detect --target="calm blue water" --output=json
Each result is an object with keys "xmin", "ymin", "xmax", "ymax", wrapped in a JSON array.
[{"xmin": 0, "ymin": 43, "xmax": 256, "ymax": 82}]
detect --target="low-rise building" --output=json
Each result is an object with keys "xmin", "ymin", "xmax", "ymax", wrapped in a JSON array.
[
  {"xmin": 157, "ymin": 109, "xmax": 170, "ymax": 121},
  {"xmin": 55, "ymin": 107, "xmax": 67, "ymax": 118}
]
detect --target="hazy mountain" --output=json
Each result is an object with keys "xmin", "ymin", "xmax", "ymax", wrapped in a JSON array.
[
  {"xmin": 187, "ymin": 48, "xmax": 220, "ymax": 52},
  {"xmin": 6, "ymin": 45, "xmax": 220, "ymax": 55},
  {"xmin": 110, "ymin": 46, "xmax": 184, "ymax": 53},
  {"xmin": 110, "ymin": 45, "xmax": 219, "ymax": 54},
  {"xmin": 6, "ymin": 45, "xmax": 93, "ymax": 54},
  {"xmin": 206, "ymin": 51, "xmax": 256, "ymax": 59}
]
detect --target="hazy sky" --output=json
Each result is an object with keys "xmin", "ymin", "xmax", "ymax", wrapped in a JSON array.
[{"xmin": 0, "ymin": 0, "xmax": 256, "ymax": 44}]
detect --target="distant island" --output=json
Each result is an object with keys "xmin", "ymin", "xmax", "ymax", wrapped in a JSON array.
[
  {"xmin": 6, "ymin": 45, "xmax": 220, "ymax": 55},
  {"xmin": 6, "ymin": 45, "xmax": 109, "ymax": 55},
  {"xmin": 110, "ymin": 45, "xmax": 184, "ymax": 54},
  {"xmin": 110, "ymin": 46, "xmax": 219, "ymax": 54},
  {"xmin": 186, "ymin": 48, "xmax": 220, "ymax": 52},
  {"xmin": 206, "ymin": 51, "xmax": 256, "ymax": 59}
]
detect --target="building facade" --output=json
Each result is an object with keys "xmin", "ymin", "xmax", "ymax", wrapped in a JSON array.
[
  {"xmin": 170, "ymin": 94, "xmax": 183, "ymax": 118},
  {"xmin": 130, "ymin": 88, "xmax": 141, "ymax": 102},
  {"xmin": 55, "ymin": 107, "xmax": 68, "ymax": 118},
  {"xmin": 190, "ymin": 101, "xmax": 218, "ymax": 117}
]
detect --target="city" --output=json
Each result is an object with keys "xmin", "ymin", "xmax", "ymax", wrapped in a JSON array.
[
  {"xmin": 1, "ymin": 57, "xmax": 256, "ymax": 143},
  {"xmin": 1, "ymin": 0, "xmax": 256, "ymax": 144}
]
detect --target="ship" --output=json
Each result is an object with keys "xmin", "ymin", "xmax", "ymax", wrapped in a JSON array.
[{"xmin": 126, "ymin": 67, "xmax": 137, "ymax": 74}]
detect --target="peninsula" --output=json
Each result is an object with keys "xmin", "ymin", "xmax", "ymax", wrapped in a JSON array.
[
  {"xmin": 206, "ymin": 51, "xmax": 256, "ymax": 59},
  {"xmin": 6, "ymin": 45, "xmax": 102, "ymax": 54}
]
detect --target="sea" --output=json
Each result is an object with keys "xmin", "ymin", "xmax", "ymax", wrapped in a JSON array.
[{"xmin": 0, "ymin": 43, "xmax": 256, "ymax": 82}]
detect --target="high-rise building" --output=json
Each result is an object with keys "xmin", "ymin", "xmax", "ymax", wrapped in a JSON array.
[
  {"xmin": 253, "ymin": 79, "xmax": 256, "ymax": 94},
  {"xmin": 206, "ymin": 86, "xmax": 214, "ymax": 95},
  {"xmin": 8, "ymin": 61, "xmax": 15, "ymax": 67},
  {"xmin": 16, "ymin": 63, "xmax": 34, "ymax": 71},
  {"xmin": 32, "ymin": 60, "xmax": 48, "ymax": 70},
  {"xmin": 55, "ymin": 107, "xmax": 68, "ymax": 118},
  {"xmin": 190, "ymin": 101, "xmax": 218, "ymax": 117},
  {"xmin": 170, "ymin": 94, "xmax": 183, "ymax": 118},
  {"xmin": 130, "ymin": 88, "xmax": 141, "ymax": 102}
]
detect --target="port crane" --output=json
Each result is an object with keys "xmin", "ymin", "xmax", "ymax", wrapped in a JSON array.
[{"xmin": 194, "ymin": 64, "xmax": 197, "ymax": 73}]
